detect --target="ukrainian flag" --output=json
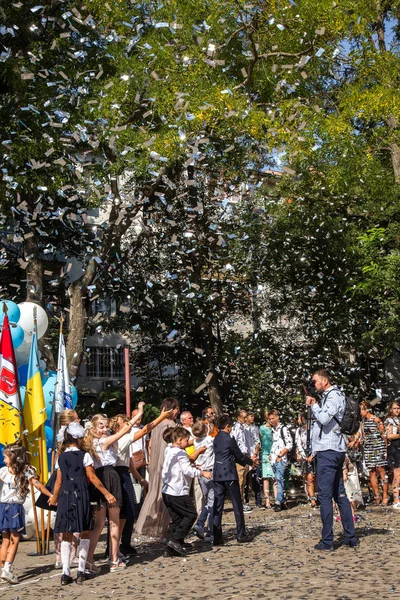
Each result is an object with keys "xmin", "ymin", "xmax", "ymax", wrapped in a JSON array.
[{"xmin": 23, "ymin": 330, "xmax": 48, "ymax": 481}]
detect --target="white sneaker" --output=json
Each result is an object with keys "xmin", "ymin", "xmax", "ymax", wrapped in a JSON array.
[
  {"xmin": 392, "ymin": 502, "xmax": 400, "ymax": 510},
  {"xmin": 54, "ymin": 561, "xmax": 63, "ymax": 569},
  {"xmin": 1, "ymin": 567, "xmax": 19, "ymax": 584},
  {"xmin": 243, "ymin": 504, "xmax": 253, "ymax": 513}
]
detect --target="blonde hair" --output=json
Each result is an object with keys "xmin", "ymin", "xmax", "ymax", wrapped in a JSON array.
[
  {"xmin": 85, "ymin": 414, "xmax": 109, "ymax": 460},
  {"xmin": 109, "ymin": 414, "xmax": 129, "ymax": 433},
  {"xmin": 59, "ymin": 409, "xmax": 77, "ymax": 427}
]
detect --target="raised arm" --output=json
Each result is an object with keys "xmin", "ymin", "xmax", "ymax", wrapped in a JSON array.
[
  {"xmin": 132, "ymin": 407, "xmax": 174, "ymax": 442},
  {"xmin": 102, "ymin": 403, "xmax": 145, "ymax": 450}
]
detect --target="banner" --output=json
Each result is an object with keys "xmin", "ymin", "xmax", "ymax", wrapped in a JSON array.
[{"xmin": 0, "ymin": 314, "xmax": 21, "ymax": 445}]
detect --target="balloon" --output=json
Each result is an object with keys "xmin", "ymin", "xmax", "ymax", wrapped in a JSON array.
[
  {"xmin": 15, "ymin": 340, "xmax": 31, "ymax": 366},
  {"xmin": 17, "ymin": 302, "xmax": 49, "ymax": 341},
  {"xmin": 24, "ymin": 504, "xmax": 56, "ymax": 539},
  {"xmin": 45, "ymin": 423, "xmax": 54, "ymax": 452},
  {"xmin": 0, "ymin": 443, "xmax": 4, "ymax": 467},
  {"xmin": 42, "ymin": 370, "xmax": 78, "ymax": 419},
  {"xmin": 0, "ymin": 300, "xmax": 21, "ymax": 325},
  {"xmin": 18, "ymin": 363, "xmax": 29, "ymax": 387},
  {"xmin": 10, "ymin": 322, "xmax": 24, "ymax": 349}
]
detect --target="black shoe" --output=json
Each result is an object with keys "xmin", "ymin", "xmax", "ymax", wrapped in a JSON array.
[
  {"xmin": 213, "ymin": 538, "xmax": 225, "ymax": 546},
  {"xmin": 61, "ymin": 574, "xmax": 74, "ymax": 586},
  {"xmin": 167, "ymin": 540, "xmax": 186, "ymax": 556},
  {"xmin": 182, "ymin": 541, "xmax": 193, "ymax": 548},
  {"xmin": 237, "ymin": 534, "xmax": 255, "ymax": 544},
  {"xmin": 76, "ymin": 571, "xmax": 86, "ymax": 585},
  {"xmin": 163, "ymin": 548, "xmax": 176, "ymax": 558},
  {"xmin": 342, "ymin": 540, "xmax": 359, "ymax": 548},
  {"xmin": 119, "ymin": 545, "xmax": 137, "ymax": 556},
  {"xmin": 280, "ymin": 502, "xmax": 288, "ymax": 511},
  {"xmin": 273, "ymin": 504, "xmax": 282, "ymax": 512},
  {"xmin": 314, "ymin": 542, "xmax": 334, "ymax": 551}
]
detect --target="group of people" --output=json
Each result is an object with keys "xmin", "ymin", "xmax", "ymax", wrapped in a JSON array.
[{"xmin": 1, "ymin": 370, "xmax": 400, "ymax": 584}]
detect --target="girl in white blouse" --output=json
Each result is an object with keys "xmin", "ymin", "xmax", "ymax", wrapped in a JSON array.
[{"xmin": 84, "ymin": 407, "xmax": 144, "ymax": 573}]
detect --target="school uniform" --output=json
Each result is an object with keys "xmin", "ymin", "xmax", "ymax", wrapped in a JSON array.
[
  {"xmin": 161, "ymin": 446, "xmax": 201, "ymax": 544},
  {"xmin": 212, "ymin": 430, "xmax": 253, "ymax": 543}
]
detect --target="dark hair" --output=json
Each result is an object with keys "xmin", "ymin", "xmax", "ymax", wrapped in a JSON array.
[
  {"xmin": 3, "ymin": 441, "xmax": 33, "ymax": 500},
  {"xmin": 163, "ymin": 425, "xmax": 190, "ymax": 444},
  {"xmin": 268, "ymin": 409, "xmax": 280, "ymax": 417},
  {"xmin": 160, "ymin": 397, "xmax": 180, "ymax": 412},
  {"xmin": 314, "ymin": 369, "xmax": 331, "ymax": 382},
  {"xmin": 192, "ymin": 420, "xmax": 207, "ymax": 438},
  {"xmin": 202, "ymin": 407, "xmax": 213, "ymax": 419},
  {"xmin": 235, "ymin": 408, "xmax": 247, "ymax": 419},
  {"xmin": 215, "ymin": 413, "xmax": 233, "ymax": 430}
]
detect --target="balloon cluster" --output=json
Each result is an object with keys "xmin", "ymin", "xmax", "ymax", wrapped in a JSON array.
[{"xmin": 0, "ymin": 299, "xmax": 78, "ymax": 467}]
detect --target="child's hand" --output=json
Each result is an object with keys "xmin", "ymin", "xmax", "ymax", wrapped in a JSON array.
[
  {"xmin": 48, "ymin": 495, "xmax": 58, "ymax": 506},
  {"xmin": 106, "ymin": 493, "xmax": 117, "ymax": 505},
  {"xmin": 198, "ymin": 445, "xmax": 207, "ymax": 455},
  {"xmin": 160, "ymin": 408, "xmax": 174, "ymax": 419},
  {"xmin": 201, "ymin": 470, "xmax": 212, "ymax": 480},
  {"xmin": 138, "ymin": 401, "xmax": 145, "ymax": 413}
]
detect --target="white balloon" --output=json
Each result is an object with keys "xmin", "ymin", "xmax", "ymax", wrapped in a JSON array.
[
  {"xmin": 18, "ymin": 302, "xmax": 49, "ymax": 341},
  {"xmin": 23, "ymin": 491, "xmax": 56, "ymax": 538},
  {"xmin": 15, "ymin": 339, "xmax": 31, "ymax": 366}
]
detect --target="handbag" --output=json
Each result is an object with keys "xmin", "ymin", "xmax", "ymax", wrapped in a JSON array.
[
  {"xmin": 130, "ymin": 449, "xmax": 147, "ymax": 470},
  {"xmin": 35, "ymin": 470, "xmax": 57, "ymax": 512}
]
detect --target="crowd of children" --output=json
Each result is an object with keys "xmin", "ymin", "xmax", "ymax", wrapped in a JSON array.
[{"xmin": 0, "ymin": 397, "xmax": 399, "ymax": 585}]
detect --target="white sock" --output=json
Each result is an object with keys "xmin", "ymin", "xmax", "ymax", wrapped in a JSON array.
[
  {"xmin": 61, "ymin": 541, "xmax": 72, "ymax": 576},
  {"xmin": 4, "ymin": 561, "xmax": 12, "ymax": 571},
  {"xmin": 78, "ymin": 539, "xmax": 90, "ymax": 573}
]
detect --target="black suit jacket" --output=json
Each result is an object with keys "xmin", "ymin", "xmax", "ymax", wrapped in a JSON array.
[{"xmin": 213, "ymin": 430, "xmax": 253, "ymax": 482}]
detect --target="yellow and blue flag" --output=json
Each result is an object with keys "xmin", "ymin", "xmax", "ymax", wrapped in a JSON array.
[{"xmin": 23, "ymin": 330, "xmax": 48, "ymax": 481}]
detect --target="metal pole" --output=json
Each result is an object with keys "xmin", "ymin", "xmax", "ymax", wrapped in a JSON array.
[{"xmin": 124, "ymin": 345, "xmax": 131, "ymax": 417}]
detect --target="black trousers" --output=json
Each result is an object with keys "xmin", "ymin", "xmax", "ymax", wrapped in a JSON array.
[
  {"xmin": 213, "ymin": 480, "xmax": 246, "ymax": 542},
  {"xmin": 162, "ymin": 493, "xmax": 197, "ymax": 544},
  {"xmin": 115, "ymin": 466, "xmax": 138, "ymax": 549}
]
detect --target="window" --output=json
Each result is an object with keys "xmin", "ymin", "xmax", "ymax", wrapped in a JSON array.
[{"xmin": 86, "ymin": 347, "xmax": 125, "ymax": 379}]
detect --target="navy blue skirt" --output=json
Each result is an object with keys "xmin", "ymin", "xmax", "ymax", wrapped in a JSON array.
[{"xmin": 0, "ymin": 502, "xmax": 26, "ymax": 534}]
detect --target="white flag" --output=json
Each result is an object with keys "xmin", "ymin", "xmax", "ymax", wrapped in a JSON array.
[{"xmin": 54, "ymin": 333, "xmax": 72, "ymax": 413}]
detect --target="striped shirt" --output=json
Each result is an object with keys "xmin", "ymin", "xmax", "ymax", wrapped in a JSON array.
[{"xmin": 311, "ymin": 386, "xmax": 347, "ymax": 453}]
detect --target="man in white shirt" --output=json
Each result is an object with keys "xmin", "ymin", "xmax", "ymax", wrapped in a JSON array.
[
  {"xmin": 180, "ymin": 411, "xmax": 194, "ymax": 433},
  {"xmin": 268, "ymin": 409, "xmax": 293, "ymax": 512},
  {"xmin": 231, "ymin": 408, "xmax": 251, "ymax": 512}
]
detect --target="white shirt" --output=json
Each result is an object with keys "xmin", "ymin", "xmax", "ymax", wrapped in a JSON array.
[
  {"xmin": 162, "ymin": 446, "xmax": 200, "ymax": 496},
  {"xmin": 231, "ymin": 422, "xmax": 249, "ymax": 455},
  {"xmin": 115, "ymin": 431, "xmax": 136, "ymax": 467},
  {"xmin": 270, "ymin": 423, "xmax": 293, "ymax": 465},
  {"xmin": 193, "ymin": 435, "xmax": 215, "ymax": 471},
  {"xmin": 93, "ymin": 437, "xmax": 117, "ymax": 469},
  {"xmin": 0, "ymin": 466, "xmax": 35, "ymax": 504},
  {"xmin": 245, "ymin": 424, "xmax": 260, "ymax": 455},
  {"xmin": 130, "ymin": 426, "xmax": 148, "ymax": 456}
]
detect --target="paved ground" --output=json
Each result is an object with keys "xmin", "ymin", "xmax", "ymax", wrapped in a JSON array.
[{"xmin": 1, "ymin": 501, "xmax": 398, "ymax": 600}]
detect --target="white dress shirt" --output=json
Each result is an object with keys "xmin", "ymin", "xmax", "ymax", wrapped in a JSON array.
[
  {"xmin": 162, "ymin": 446, "xmax": 201, "ymax": 496},
  {"xmin": 231, "ymin": 421, "xmax": 249, "ymax": 455},
  {"xmin": 245, "ymin": 424, "xmax": 260, "ymax": 455},
  {"xmin": 193, "ymin": 435, "xmax": 215, "ymax": 471}
]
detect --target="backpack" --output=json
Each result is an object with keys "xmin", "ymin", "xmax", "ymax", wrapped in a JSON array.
[
  {"xmin": 279, "ymin": 425, "xmax": 296, "ymax": 463},
  {"xmin": 320, "ymin": 388, "xmax": 361, "ymax": 436}
]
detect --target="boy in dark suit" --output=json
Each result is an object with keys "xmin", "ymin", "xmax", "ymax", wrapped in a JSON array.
[{"xmin": 212, "ymin": 413, "xmax": 258, "ymax": 545}]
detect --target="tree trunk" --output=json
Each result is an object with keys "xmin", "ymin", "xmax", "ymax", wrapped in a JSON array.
[
  {"xmin": 24, "ymin": 229, "xmax": 56, "ymax": 369},
  {"xmin": 390, "ymin": 142, "xmax": 400, "ymax": 184},
  {"xmin": 66, "ymin": 259, "xmax": 97, "ymax": 382}
]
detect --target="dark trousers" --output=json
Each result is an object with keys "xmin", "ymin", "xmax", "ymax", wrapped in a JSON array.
[
  {"xmin": 317, "ymin": 450, "xmax": 357, "ymax": 547},
  {"xmin": 244, "ymin": 466, "xmax": 261, "ymax": 505},
  {"xmin": 162, "ymin": 493, "xmax": 197, "ymax": 544},
  {"xmin": 213, "ymin": 480, "xmax": 246, "ymax": 543},
  {"xmin": 115, "ymin": 466, "xmax": 138, "ymax": 548}
]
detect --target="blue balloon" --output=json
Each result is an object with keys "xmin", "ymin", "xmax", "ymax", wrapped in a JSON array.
[
  {"xmin": 18, "ymin": 363, "xmax": 29, "ymax": 387},
  {"xmin": 0, "ymin": 443, "xmax": 4, "ymax": 467},
  {"xmin": 44, "ymin": 424, "xmax": 54, "ymax": 455},
  {"xmin": 10, "ymin": 323, "xmax": 24, "ymax": 349},
  {"xmin": 0, "ymin": 300, "xmax": 21, "ymax": 325},
  {"xmin": 71, "ymin": 385, "xmax": 78, "ymax": 409}
]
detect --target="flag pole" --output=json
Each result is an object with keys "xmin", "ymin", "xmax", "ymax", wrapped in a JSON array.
[
  {"xmin": 124, "ymin": 345, "xmax": 131, "ymax": 417},
  {"xmin": 33, "ymin": 306, "xmax": 46, "ymax": 554}
]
